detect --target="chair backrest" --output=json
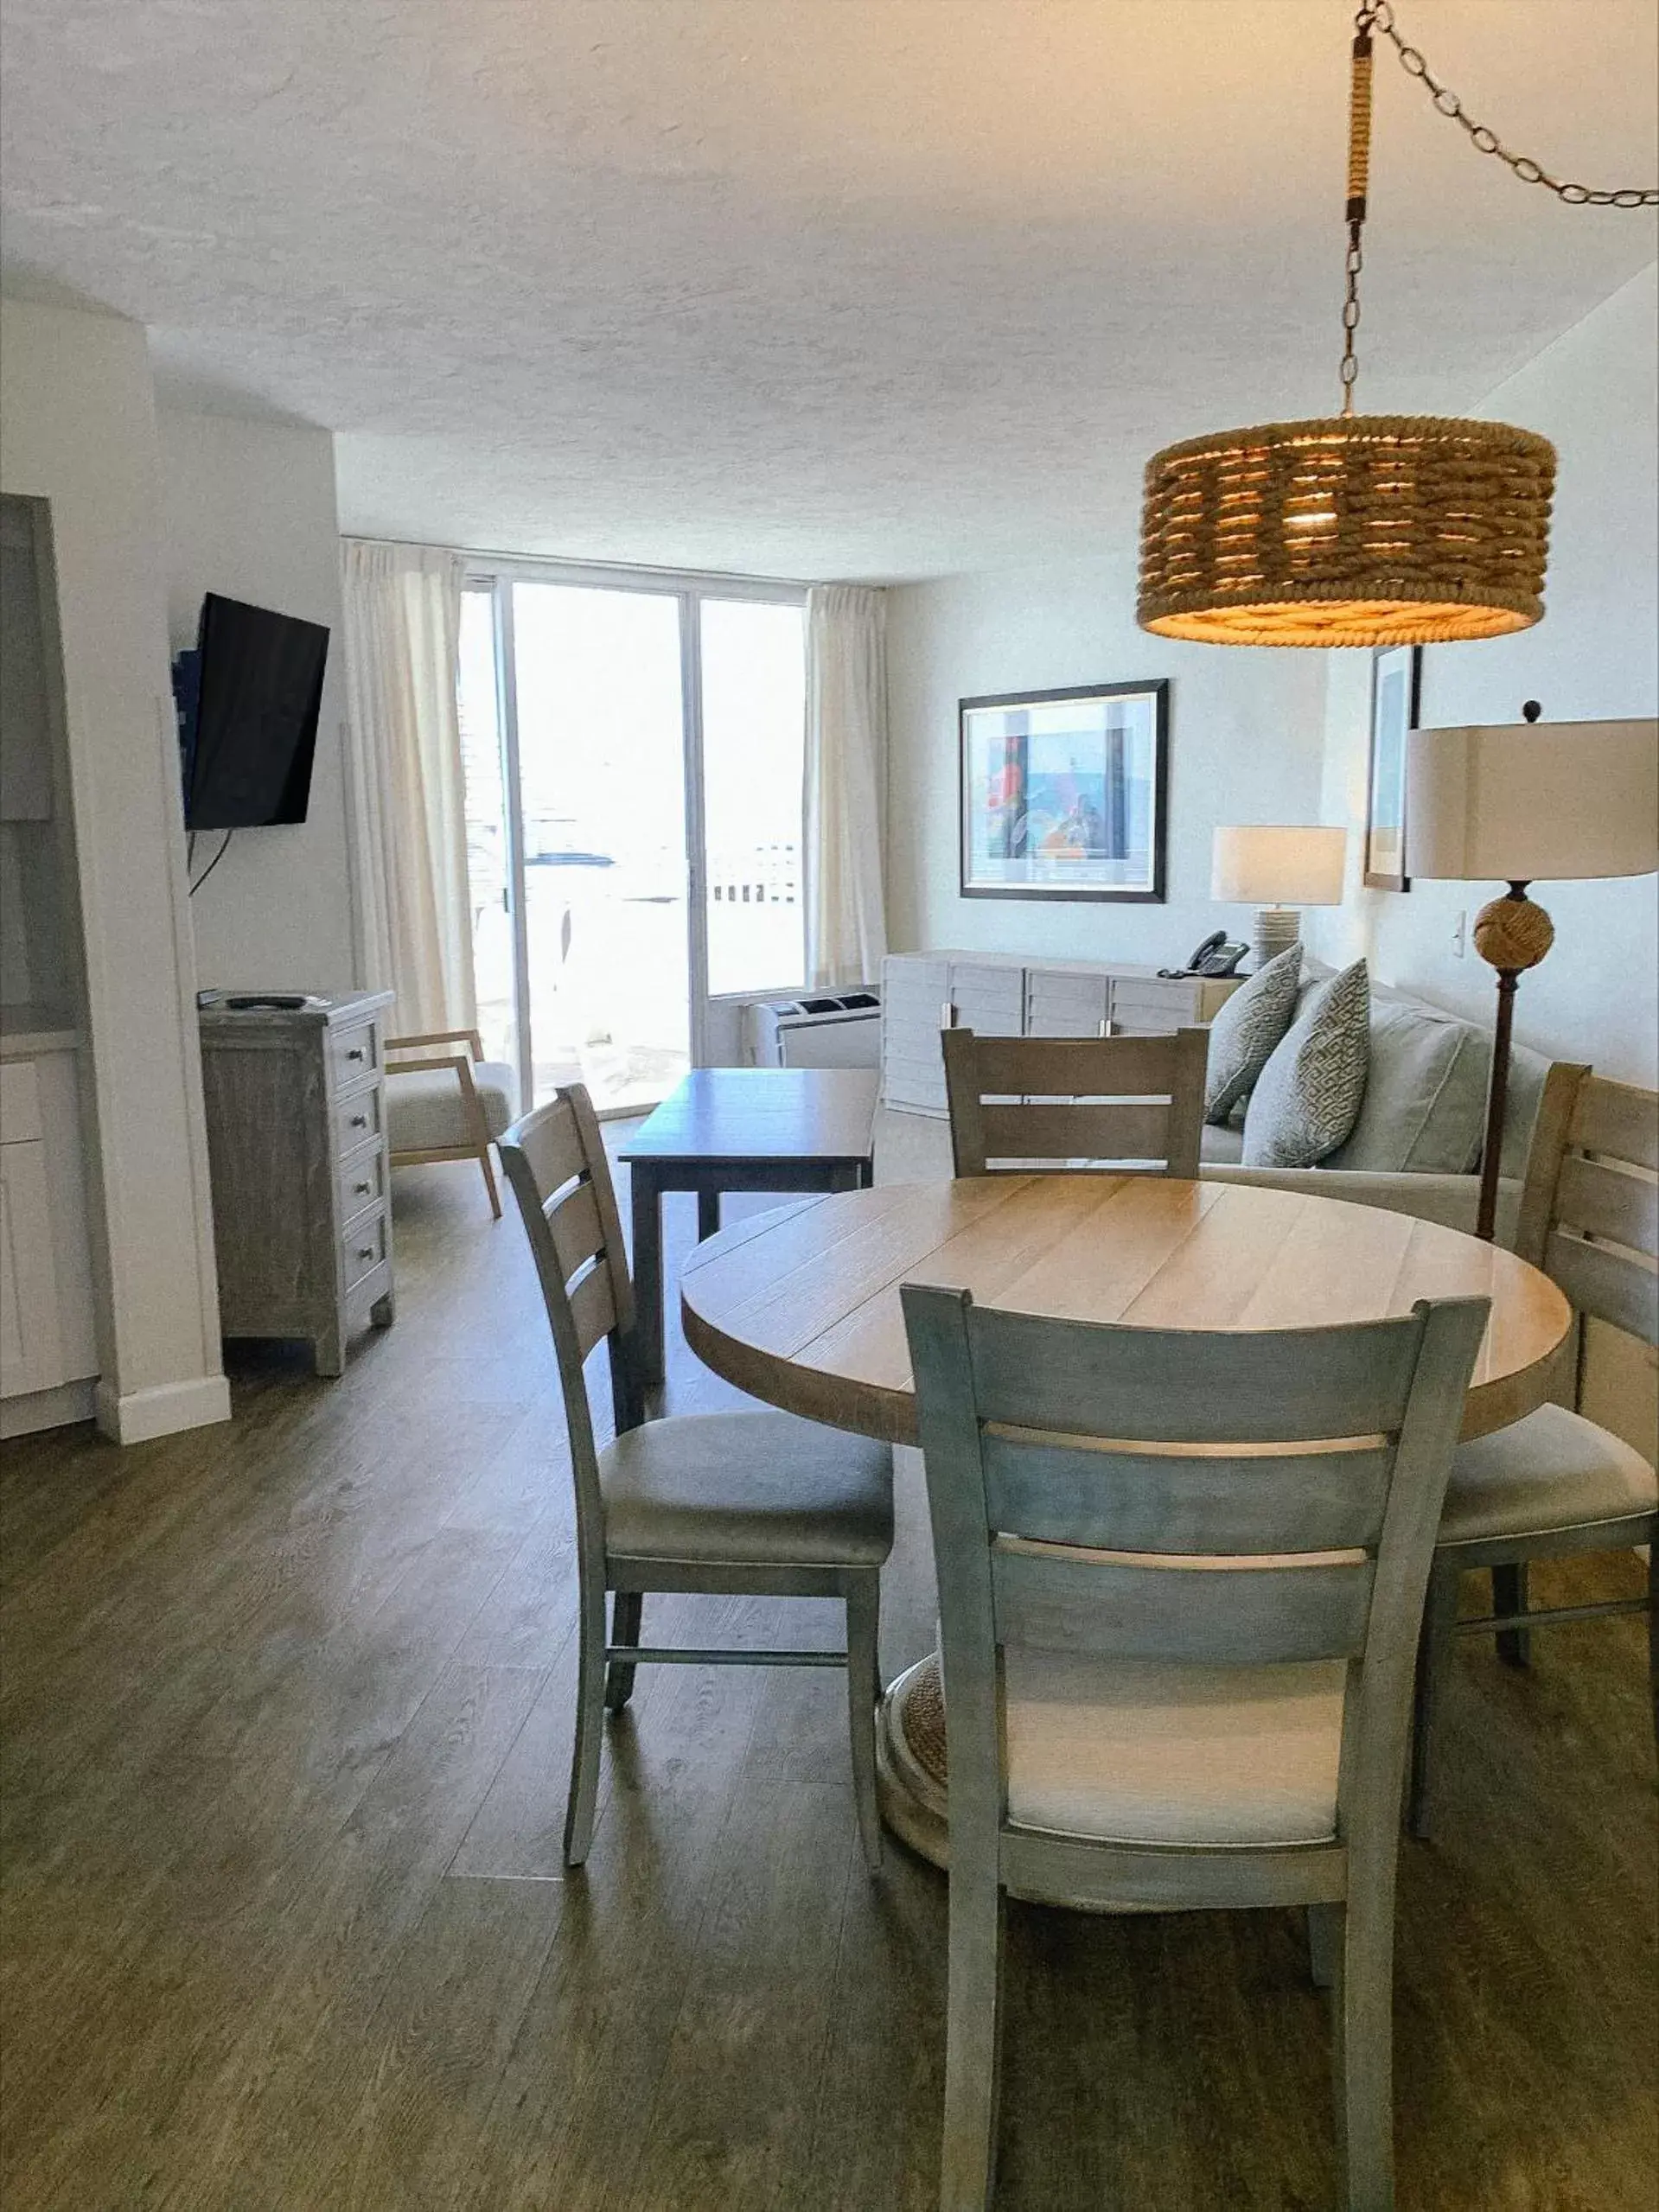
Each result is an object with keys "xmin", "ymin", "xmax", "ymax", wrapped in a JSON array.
[
  {"xmin": 498, "ymin": 1087, "xmax": 641, "ymax": 1545},
  {"xmin": 901, "ymin": 1283, "xmax": 1490, "ymax": 1861},
  {"xmin": 941, "ymin": 1026, "xmax": 1208, "ymax": 1178},
  {"xmin": 1519, "ymin": 1069, "xmax": 1659, "ymax": 1348}
]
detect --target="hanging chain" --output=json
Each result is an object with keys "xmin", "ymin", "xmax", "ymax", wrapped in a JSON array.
[
  {"xmin": 1359, "ymin": 2, "xmax": 1658, "ymax": 207},
  {"xmin": 1339, "ymin": 15, "xmax": 1374, "ymax": 412},
  {"xmin": 1337, "ymin": 2, "xmax": 1656, "ymax": 411}
]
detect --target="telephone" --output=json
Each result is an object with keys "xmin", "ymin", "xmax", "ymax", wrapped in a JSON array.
[{"xmin": 1159, "ymin": 930, "xmax": 1249, "ymax": 981}]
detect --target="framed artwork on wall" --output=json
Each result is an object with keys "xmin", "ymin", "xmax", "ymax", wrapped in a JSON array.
[
  {"xmin": 1364, "ymin": 643, "xmax": 1421, "ymax": 891},
  {"xmin": 959, "ymin": 679, "xmax": 1169, "ymax": 902}
]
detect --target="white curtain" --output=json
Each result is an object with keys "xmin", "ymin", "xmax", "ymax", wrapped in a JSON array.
[
  {"xmin": 804, "ymin": 583, "xmax": 889, "ymax": 990},
  {"xmin": 341, "ymin": 539, "xmax": 475, "ymax": 1036}
]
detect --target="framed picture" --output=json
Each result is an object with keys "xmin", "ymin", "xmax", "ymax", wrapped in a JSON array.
[
  {"xmin": 1364, "ymin": 644, "xmax": 1421, "ymax": 891},
  {"xmin": 959, "ymin": 679, "xmax": 1169, "ymax": 902}
]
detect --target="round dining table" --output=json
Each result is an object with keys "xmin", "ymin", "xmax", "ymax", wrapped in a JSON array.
[{"xmin": 680, "ymin": 1173, "xmax": 1573, "ymax": 1867}]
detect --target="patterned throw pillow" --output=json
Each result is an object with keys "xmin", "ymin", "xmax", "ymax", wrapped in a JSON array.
[
  {"xmin": 1203, "ymin": 946, "xmax": 1303, "ymax": 1125},
  {"xmin": 1241, "ymin": 960, "xmax": 1371, "ymax": 1168}
]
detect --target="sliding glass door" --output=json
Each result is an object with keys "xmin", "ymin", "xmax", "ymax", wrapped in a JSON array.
[{"xmin": 457, "ymin": 568, "xmax": 807, "ymax": 1115}]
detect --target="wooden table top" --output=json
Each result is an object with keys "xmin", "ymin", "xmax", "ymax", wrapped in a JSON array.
[
  {"xmin": 618, "ymin": 1067, "xmax": 878, "ymax": 1166},
  {"xmin": 680, "ymin": 1175, "xmax": 1573, "ymax": 1446}
]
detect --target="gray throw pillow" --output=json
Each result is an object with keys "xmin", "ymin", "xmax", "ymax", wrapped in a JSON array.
[
  {"xmin": 1203, "ymin": 946, "xmax": 1303, "ymax": 1125},
  {"xmin": 1323, "ymin": 1001, "xmax": 1490, "ymax": 1172},
  {"xmin": 1241, "ymin": 960, "xmax": 1371, "ymax": 1168}
]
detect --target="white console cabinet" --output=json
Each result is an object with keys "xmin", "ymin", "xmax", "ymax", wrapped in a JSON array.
[{"xmin": 880, "ymin": 951, "xmax": 1241, "ymax": 1116}]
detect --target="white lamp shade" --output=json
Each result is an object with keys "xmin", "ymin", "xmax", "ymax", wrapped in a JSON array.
[
  {"xmin": 1211, "ymin": 825, "xmax": 1348, "ymax": 906},
  {"xmin": 1406, "ymin": 719, "xmax": 1659, "ymax": 883}
]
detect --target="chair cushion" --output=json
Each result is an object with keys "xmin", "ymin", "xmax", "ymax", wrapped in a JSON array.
[
  {"xmin": 1323, "ymin": 998, "xmax": 1490, "ymax": 1173},
  {"xmin": 1241, "ymin": 959, "xmax": 1370, "ymax": 1169},
  {"xmin": 386, "ymin": 1060, "xmax": 519, "ymax": 1151},
  {"xmin": 1003, "ymin": 1646, "xmax": 1345, "ymax": 1846},
  {"xmin": 601, "ymin": 1410, "xmax": 894, "ymax": 1568},
  {"xmin": 1438, "ymin": 1400, "xmax": 1657, "ymax": 1546},
  {"xmin": 1203, "ymin": 945, "xmax": 1303, "ymax": 1125}
]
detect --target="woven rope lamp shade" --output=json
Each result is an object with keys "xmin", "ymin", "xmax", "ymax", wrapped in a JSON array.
[
  {"xmin": 1139, "ymin": 414, "xmax": 1557, "ymax": 647},
  {"xmin": 1127, "ymin": 0, "xmax": 1656, "ymax": 651}
]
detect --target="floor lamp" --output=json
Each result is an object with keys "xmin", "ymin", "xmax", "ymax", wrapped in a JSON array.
[{"xmin": 1406, "ymin": 707, "xmax": 1659, "ymax": 1240}]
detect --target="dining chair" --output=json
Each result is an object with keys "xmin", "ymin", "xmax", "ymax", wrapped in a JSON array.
[
  {"xmin": 499, "ymin": 1085, "xmax": 893, "ymax": 1870},
  {"xmin": 386, "ymin": 1027, "xmax": 519, "ymax": 1217},
  {"xmin": 901, "ymin": 1279, "xmax": 1490, "ymax": 2212},
  {"xmin": 941, "ymin": 1025, "xmax": 1208, "ymax": 1177},
  {"xmin": 1408, "ymin": 1068, "xmax": 1658, "ymax": 1836}
]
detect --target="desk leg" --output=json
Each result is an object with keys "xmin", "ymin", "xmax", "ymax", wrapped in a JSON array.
[
  {"xmin": 631, "ymin": 1164, "xmax": 665, "ymax": 1390},
  {"xmin": 697, "ymin": 1188, "xmax": 721, "ymax": 1242}
]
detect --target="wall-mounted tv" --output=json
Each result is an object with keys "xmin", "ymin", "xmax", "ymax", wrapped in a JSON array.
[{"xmin": 179, "ymin": 593, "xmax": 329, "ymax": 830}]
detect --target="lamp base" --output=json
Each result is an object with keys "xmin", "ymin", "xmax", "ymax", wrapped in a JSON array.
[
  {"xmin": 1251, "ymin": 906, "xmax": 1302, "ymax": 971},
  {"xmin": 1474, "ymin": 883, "xmax": 1554, "ymax": 1243}
]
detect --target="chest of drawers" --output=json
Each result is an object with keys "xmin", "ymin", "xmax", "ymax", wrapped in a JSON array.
[{"xmin": 197, "ymin": 990, "xmax": 395, "ymax": 1376}]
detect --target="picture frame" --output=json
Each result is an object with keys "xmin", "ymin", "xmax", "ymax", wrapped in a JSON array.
[
  {"xmin": 1364, "ymin": 643, "xmax": 1421, "ymax": 892},
  {"xmin": 959, "ymin": 679, "xmax": 1169, "ymax": 902}
]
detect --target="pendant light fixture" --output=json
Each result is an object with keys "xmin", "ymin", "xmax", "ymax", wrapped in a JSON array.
[{"xmin": 1138, "ymin": 2, "xmax": 1656, "ymax": 648}]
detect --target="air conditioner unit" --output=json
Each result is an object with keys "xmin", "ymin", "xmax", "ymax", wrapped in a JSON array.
[{"xmin": 746, "ymin": 989, "xmax": 882, "ymax": 1069}]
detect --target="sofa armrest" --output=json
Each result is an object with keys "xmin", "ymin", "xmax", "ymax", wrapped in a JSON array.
[{"xmin": 1198, "ymin": 1163, "xmax": 1522, "ymax": 1246}]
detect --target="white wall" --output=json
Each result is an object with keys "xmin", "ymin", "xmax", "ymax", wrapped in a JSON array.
[
  {"xmin": 884, "ymin": 550, "xmax": 1329, "ymax": 966},
  {"xmin": 1311, "ymin": 264, "xmax": 1659, "ymax": 1087},
  {"xmin": 0, "ymin": 297, "xmax": 228, "ymax": 1440},
  {"xmin": 157, "ymin": 410, "xmax": 361, "ymax": 992}
]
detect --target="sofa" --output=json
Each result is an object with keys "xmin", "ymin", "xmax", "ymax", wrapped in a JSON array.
[{"xmin": 1197, "ymin": 964, "xmax": 1551, "ymax": 1249}]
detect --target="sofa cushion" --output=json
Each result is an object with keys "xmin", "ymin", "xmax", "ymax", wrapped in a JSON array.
[
  {"xmin": 1241, "ymin": 960, "xmax": 1370, "ymax": 1169},
  {"xmin": 1203, "ymin": 945, "xmax": 1302, "ymax": 1125},
  {"xmin": 1324, "ymin": 998, "xmax": 1490, "ymax": 1173},
  {"xmin": 1200, "ymin": 1121, "xmax": 1245, "ymax": 1165}
]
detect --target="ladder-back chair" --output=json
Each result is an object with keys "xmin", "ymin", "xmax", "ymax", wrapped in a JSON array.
[
  {"xmin": 941, "ymin": 1026, "xmax": 1208, "ymax": 1178},
  {"xmin": 499, "ymin": 1086, "xmax": 893, "ymax": 1869},
  {"xmin": 903, "ymin": 1281, "xmax": 1489, "ymax": 2212},
  {"xmin": 1409, "ymin": 1068, "xmax": 1658, "ymax": 1833}
]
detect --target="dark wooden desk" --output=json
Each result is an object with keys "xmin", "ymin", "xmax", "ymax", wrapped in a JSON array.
[{"xmin": 618, "ymin": 1067, "xmax": 878, "ymax": 1388}]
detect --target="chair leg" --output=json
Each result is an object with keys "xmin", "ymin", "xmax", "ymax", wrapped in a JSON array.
[
  {"xmin": 1308, "ymin": 1901, "xmax": 1341, "ymax": 1991},
  {"xmin": 605, "ymin": 1590, "xmax": 642, "ymax": 1713},
  {"xmin": 1407, "ymin": 1557, "xmax": 1461, "ymax": 1840},
  {"xmin": 1648, "ymin": 1540, "xmax": 1658, "ymax": 1757},
  {"xmin": 1331, "ymin": 1891, "xmax": 1395, "ymax": 2212},
  {"xmin": 1493, "ymin": 1560, "xmax": 1531, "ymax": 1669},
  {"xmin": 564, "ymin": 1581, "xmax": 608, "ymax": 1867},
  {"xmin": 478, "ymin": 1140, "xmax": 503, "ymax": 1220},
  {"xmin": 843, "ymin": 1573, "xmax": 883, "ymax": 1874},
  {"xmin": 940, "ymin": 1852, "xmax": 1004, "ymax": 2212}
]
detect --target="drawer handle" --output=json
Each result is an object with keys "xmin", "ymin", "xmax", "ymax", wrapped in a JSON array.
[
  {"xmin": 349, "ymin": 1113, "xmax": 368, "ymax": 1129},
  {"xmin": 347, "ymin": 1047, "xmax": 366, "ymax": 1062}
]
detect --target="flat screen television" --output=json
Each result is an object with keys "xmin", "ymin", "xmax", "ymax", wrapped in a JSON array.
[{"xmin": 180, "ymin": 593, "xmax": 329, "ymax": 829}]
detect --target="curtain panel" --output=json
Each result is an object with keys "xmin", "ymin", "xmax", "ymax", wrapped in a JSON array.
[
  {"xmin": 804, "ymin": 583, "xmax": 889, "ymax": 991},
  {"xmin": 340, "ymin": 539, "xmax": 475, "ymax": 1036}
]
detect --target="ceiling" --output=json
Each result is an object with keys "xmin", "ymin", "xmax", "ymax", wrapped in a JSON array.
[{"xmin": 3, "ymin": 1, "xmax": 1655, "ymax": 580}]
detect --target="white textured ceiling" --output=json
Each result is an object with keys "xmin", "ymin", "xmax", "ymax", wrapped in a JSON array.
[{"xmin": 3, "ymin": 1, "xmax": 1656, "ymax": 579}]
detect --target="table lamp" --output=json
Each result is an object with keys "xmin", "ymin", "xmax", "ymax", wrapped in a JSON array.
[
  {"xmin": 1211, "ymin": 825, "xmax": 1349, "ymax": 970},
  {"xmin": 1406, "ymin": 704, "xmax": 1659, "ymax": 1240}
]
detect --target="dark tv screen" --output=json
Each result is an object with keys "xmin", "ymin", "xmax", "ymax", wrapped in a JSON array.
[{"xmin": 186, "ymin": 593, "xmax": 329, "ymax": 829}]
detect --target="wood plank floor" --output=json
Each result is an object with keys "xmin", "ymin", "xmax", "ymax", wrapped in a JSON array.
[{"xmin": 2, "ymin": 1131, "xmax": 1655, "ymax": 2210}]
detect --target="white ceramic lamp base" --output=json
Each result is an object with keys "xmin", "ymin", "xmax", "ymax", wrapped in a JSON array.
[{"xmin": 1251, "ymin": 905, "xmax": 1302, "ymax": 971}]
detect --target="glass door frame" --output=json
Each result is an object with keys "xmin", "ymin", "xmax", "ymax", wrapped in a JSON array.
[{"xmin": 463, "ymin": 556, "xmax": 808, "ymax": 1112}]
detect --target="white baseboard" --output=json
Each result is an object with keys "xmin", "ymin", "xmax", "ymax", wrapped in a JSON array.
[
  {"xmin": 94, "ymin": 1372, "xmax": 232, "ymax": 1445},
  {"xmin": 0, "ymin": 1377, "xmax": 98, "ymax": 1439}
]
